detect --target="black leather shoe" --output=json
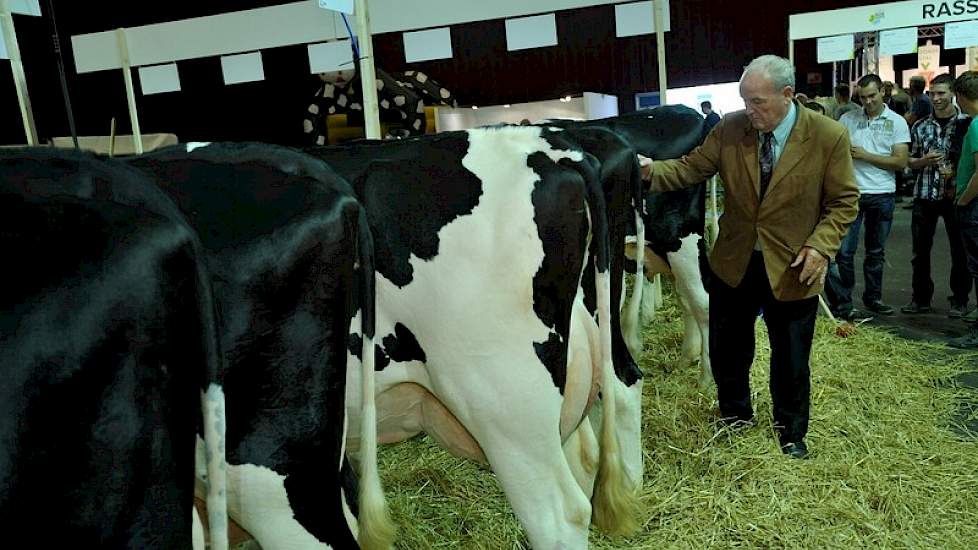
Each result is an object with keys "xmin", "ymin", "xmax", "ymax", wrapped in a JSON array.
[
  {"xmin": 781, "ymin": 441, "xmax": 809, "ymax": 459},
  {"xmin": 865, "ymin": 301, "xmax": 895, "ymax": 315},
  {"xmin": 900, "ymin": 301, "xmax": 931, "ymax": 314}
]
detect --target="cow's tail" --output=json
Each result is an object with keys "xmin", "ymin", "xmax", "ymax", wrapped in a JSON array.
[
  {"xmin": 620, "ymin": 209, "xmax": 646, "ymax": 359},
  {"xmin": 195, "ymin": 246, "xmax": 228, "ymax": 550},
  {"xmin": 583, "ymin": 166, "xmax": 641, "ymax": 536},
  {"xmin": 354, "ymin": 208, "xmax": 396, "ymax": 550}
]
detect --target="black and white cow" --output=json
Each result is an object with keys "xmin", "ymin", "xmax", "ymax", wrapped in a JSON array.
[
  {"xmin": 307, "ymin": 125, "xmax": 643, "ymax": 547},
  {"xmin": 126, "ymin": 142, "xmax": 393, "ymax": 550},
  {"xmin": 0, "ymin": 149, "xmax": 228, "ymax": 550},
  {"xmin": 548, "ymin": 106, "xmax": 713, "ymax": 387}
]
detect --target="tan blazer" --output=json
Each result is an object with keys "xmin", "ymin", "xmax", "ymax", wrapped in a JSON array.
[{"xmin": 652, "ymin": 101, "xmax": 859, "ymax": 301}]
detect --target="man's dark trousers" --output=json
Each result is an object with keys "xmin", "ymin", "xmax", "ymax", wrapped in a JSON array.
[
  {"xmin": 911, "ymin": 197, "xmax": 973, "ymax": 308},
  {"xmin": 709, "ymin": 250, "xmax": 818, "ymax": 444}
]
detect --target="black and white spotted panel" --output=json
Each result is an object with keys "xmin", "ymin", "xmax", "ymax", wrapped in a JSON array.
[{"xmin": 398, "ymin": 70, "xmax": 458, "ymax": 108}]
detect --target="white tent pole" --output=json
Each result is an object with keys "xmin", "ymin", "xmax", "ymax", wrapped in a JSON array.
[
  {"xmin": 1, "ymin": 0, "xmax": 38, "ymax": 145},
  {"xmin": 789, "ymin": 39, "xmax": 794, "ymax": 66},
  {"xmin": 115, "ymin": 28, "xmax": 143, "ymax": 154},
  {"xmin": 354, "ymin": 0, "xmax": 381, "ymax": 140},
  {"xmin": 653, "ymin": 0, "xmax": 667, "ymax": 104}
]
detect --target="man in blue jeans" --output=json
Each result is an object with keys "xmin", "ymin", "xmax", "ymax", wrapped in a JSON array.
[
  {"xmin": 827, "ymin": 74, "xmax": 910, "ymax": 320},
  {"xmin": 950, "ymin": 71, "xmax": 978, "ymax": 348}
]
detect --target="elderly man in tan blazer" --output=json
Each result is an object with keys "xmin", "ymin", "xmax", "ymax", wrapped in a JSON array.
[{"xmin": 640, "ymin": 55, "xmax": 859, "ymax": 459}]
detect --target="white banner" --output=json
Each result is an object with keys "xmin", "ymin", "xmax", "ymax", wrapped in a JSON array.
[
  {"xmin": 791, "ymin": 0, "xmax": 978, "ymax": 41},
  {"xmin": 505, "ymin": 14, "xmax": 558, "ymax": 51},
  {"xmin": 8, "ymin": 0, "xmax": 41, "ymax": 16},
  {"xmin": 945, "ymin": 20, "xmax": 978, "ymax": 49},
  {"xmin": 614, "ymin": 1, "xmax": 672, "ymax": 38},
  {"xmin": 403, "ymin": 27, "xmax": 453, "ymax": 63},
  {"xmin": 879, "ymin": 26, "xmax": 918, "ymax": 55},
  {"xmin": 138, "ymin": 63, "xmax": 182, "ymax": 95},
  {"xmin": 221, "ymin": 51, "xmax": 265, "ymax": 85},
  {"xmin": 318, "ymin": 0, "xmax": 353, "ymax": 15},
  {"xmin": 817, "ymin": 34, "xmax": 854, "ymax": 63},
  {"xmin": 917, "ymin": 42, "xmax": 940, "ymax": 70}
]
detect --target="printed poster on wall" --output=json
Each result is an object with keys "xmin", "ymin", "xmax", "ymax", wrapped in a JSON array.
[{"xmin": 817, "ymin": 34, "xmax": 854, "ymax": 64}]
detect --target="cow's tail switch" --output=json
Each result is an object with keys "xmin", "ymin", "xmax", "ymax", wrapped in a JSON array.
[
  {"xmin": 355, "ymin": 210, "xmax": 396, "ymax": 550},
  {"xmin": 591, "ymin": 268, "xmax": 641, "ymax": 535}
]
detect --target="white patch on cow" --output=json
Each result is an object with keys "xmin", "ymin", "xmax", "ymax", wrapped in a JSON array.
[
  {"xmin": 308, "ymin": 103, "xmax": 320, "ymax": 115},
  {"xmin": 380, "ymin": 99, "xmax": 390, "ymax": 109},
  {"xmin": 548, "ymin": 127, "xmax": 564, "ymax": 132},
  {"xmin": 440, "ymin": 88, "xmax": 451, "ymax": 99},
  {"xmin": 303, "ymin": 120, "xmax": 313, "ymax": 133},
  {"xmin": 416, "ymin": 73, "xmax": 428, "ymax": 83},
  {"xmin": 316, "ymin": 136, "xmax": 326, "ymax": 146},
  {"xmin": 226, "ymin": 463, "xmax": 334, "ymax": 550},
  {"xmin": 393, "ymin": 95, "xmax": 406, "ymax": 106},
  {"xmin": 186, "ymin": 142, "xmax": 212, "ymax": 153},
  {"xmin": 323, "ymin": 84, "xmax": 335, "ymax": 98},
  {"xmin": 376, "ymin": 79, "xmax": 384, "ymax": 90}
]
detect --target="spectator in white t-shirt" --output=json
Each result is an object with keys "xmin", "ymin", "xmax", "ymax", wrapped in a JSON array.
[{"xmin": 826, "ymin": 73, "xmax": 911, "ymax": 320}]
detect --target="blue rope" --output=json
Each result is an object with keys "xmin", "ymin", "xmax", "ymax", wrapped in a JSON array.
[{"xmin": 341, "ymin": 13, "xmax": 360, "ymax": 61}]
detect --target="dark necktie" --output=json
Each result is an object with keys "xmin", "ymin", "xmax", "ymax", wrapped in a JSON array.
[{"xmin": 759, "ymin": 131, "xmax": 775, "ymax": 200}]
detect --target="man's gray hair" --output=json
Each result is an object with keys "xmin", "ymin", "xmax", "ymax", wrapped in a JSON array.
[{"xmin": 742, "ymin": 54, "xmax": 796, "ymax": 92}]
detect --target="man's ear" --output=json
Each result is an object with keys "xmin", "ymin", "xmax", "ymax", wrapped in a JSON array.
[{"xmin": 783, "ymin": 86, "xmax": 794, "ymax": 101}]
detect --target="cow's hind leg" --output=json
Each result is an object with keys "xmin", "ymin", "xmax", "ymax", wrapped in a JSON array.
[
  {"xmin": 476, "ymin": 406, "xmax": 592, "ymax": 549},
  {"xmin": 563, "ymin": 414, "xmax": 599, "ymax": 500},
  {"xmin": 668, "ymin": 236, "xmax": 713, "ymax": 389}
]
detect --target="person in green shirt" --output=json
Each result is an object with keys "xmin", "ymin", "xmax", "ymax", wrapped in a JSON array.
[{"xmin": 950, "ymin": 71, "xmax": 978, "ymax": 348}]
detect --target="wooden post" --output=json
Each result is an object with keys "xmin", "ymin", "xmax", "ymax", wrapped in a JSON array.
[
  {"xmin": 354, "ymin": 0, "xmax": 381, "ymax": 140},
  {"xmin": 652, "ymin": 0, "xmax": 668, "ymax": 299},
  {"xmin": 115, "ymin": 28, "xmax": 143, "ymax": 154},
  {"xmin": 653, "ymin": 0, "xmax": 667, "ymax": 104},
  {"xmin": 1, "ymin": 0, "xmax": 38, "ymax": 145}
]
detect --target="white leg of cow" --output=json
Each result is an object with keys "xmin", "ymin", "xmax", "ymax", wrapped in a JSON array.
[
  {"xmin": 620, "ymin": 214, "xmax": 646, "ymax": 360},
  {"xmin": 478, "ymin": 411, "xmax": 592, "ymax": 549},
  {"xmin": 639, "ymin": 273, "xmax": 658, "ymax": 327},
  {"xmin": 667, "ymin": 236, "xmax": 713, "ymax": 389},
  {"xmin": 675, "ymin": 292, "xmax": 701, "ymax": 368}
]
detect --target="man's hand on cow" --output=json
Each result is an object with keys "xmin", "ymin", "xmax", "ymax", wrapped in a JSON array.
[
  {"xmin": 791, "ymin": 246, "xmax": 828, "ymax": 286},
  {"xmin": 637, "ymin": 154, "xmax": 653, "ymax": 181},
  {"xmin": 850, "ymin": 146, "xmax": 867, "ymax": 160}
]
